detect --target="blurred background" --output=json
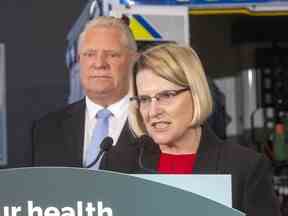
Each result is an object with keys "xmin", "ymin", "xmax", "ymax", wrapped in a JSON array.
[{"xmin": 1, "ymin": 0, "xmax": 288, "ymax": 213}]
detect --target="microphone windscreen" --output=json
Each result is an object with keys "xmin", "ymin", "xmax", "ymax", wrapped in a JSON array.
[{"xmin": 100, "ymin": 136, "xmax": 113, "ymax": 151}]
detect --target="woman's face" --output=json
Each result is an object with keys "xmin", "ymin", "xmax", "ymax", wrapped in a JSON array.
[{"xmin": 136, "ymin": 68, "xmax": 195, "ymax": 148}]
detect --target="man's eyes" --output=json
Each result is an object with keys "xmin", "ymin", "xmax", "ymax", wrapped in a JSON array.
[
  {"xmin": 82, "ymin": 51, "xmax": 122, "ymax": 58},
  {"xmin": 106, "ymin": 52, "xmax": 121, "ymax": 58},
  {"xmin": 83, "ymin": 52, "xmax": 96, "ymax": 57}
]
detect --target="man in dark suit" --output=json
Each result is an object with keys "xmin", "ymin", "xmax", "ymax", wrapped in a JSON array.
[{"xmin": 32, "ymin": 16, "xmax": 139, "ymax": 172}]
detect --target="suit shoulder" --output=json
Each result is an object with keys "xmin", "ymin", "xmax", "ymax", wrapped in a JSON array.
[
  {"xmin": 220, "ymin": 142, "xmax": 269, "ymax": 168},
  {"xmin": 35, "ymin": 100, "xmax": 85, "ymax": 125}
]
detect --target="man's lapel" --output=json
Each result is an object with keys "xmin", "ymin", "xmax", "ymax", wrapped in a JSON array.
[
  {"xmin": 61, "ymin": 100, "xmax": 86, "ymax": 167},
  {"xmin": 100, "ymin": 121, "xmax": 139, "ymax": 173}
]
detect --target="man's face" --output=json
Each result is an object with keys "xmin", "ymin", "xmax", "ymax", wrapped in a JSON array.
[{"xmin": 79, "ymin": 26, "xmax": 136, "ymax": 106}]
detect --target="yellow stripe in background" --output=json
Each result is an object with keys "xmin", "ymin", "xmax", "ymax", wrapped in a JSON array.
[{"xmin": 129, "ymin": 16, "xmax": 155, "ymax": 41}]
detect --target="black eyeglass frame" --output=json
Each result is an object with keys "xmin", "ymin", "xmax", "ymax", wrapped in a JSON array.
[{"xmin": 129, "ymin": 87, "xmax": 190, "ymax": 107}]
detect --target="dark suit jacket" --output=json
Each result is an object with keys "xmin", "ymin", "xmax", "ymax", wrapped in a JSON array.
[
  {"xmin": 32, "ymin": 99, "xmax": 139, "ymax": 173},
  {"xmin": 137, "ymin": 124, "xmax": 281, "ymax": 216}
]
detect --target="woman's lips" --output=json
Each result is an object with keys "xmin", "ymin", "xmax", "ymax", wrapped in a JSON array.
[{"xmin": 151, "ymin": 121, "xmax": 171, "ymax": 130}]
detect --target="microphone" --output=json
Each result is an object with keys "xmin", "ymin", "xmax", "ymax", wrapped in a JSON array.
[
  {"xmin": 137, "ymin": 135, "xmax": 154, "ymax": 149},
  {"xmin": 86, "ymin": 136, "xmax": 113, "ymax": 168},
  {"xmin": 137, "ymin": 135, "xmax": 157, "ymax": 173}
]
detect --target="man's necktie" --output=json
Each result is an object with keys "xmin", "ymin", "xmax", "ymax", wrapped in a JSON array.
[{"xmin": 85, "ymin": 108, "xmax": 112, "ymax": 170}]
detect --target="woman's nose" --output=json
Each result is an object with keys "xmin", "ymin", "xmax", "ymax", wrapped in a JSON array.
[{"xmin": 148, "ymin": 98, "xmax": 163, "ymax": 118}]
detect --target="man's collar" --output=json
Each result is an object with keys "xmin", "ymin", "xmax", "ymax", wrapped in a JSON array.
[{"xmin": 85, "ymin": 95, "xmax": 129, "ymax": 119}]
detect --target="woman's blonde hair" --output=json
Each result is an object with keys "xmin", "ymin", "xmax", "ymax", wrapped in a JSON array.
[{"xmin": 129, "ymin": 43, "xmax": 213, "ymax": 137}]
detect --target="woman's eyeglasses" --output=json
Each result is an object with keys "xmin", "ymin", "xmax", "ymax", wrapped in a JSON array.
[{"xmin": 130, "ymin": 87, "xmax": 190, "ymax": 108}]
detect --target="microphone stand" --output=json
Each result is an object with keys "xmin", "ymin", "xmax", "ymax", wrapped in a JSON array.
[{"xmin": 86, "ymin": 136, "xmax": 113, "ymax": 169}]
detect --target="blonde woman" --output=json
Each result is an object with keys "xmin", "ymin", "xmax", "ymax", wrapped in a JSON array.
[{"xmin": 129, "ymin": 43, "xmax": 280, "ymax": 216}]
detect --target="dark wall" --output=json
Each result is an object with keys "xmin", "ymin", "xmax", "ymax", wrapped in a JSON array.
[
  {"xmin": 0, "ymin": 0, "xmax": 86, "ymax": 168},
  {"xmin": 231, "ymin": 16, "xmax": 288, "ymax": 44},
  {"xmin": 190, "ymin": 15, "xmax": 288, "ymax": 78},
  {"xmin": 190, "ymin": 15, "xmax": 241, "ymax": 78}
]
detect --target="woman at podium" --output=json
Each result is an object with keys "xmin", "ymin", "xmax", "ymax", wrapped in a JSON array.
[{"xmin": 128, "ymin": 43, "xmax": 281, "ymax": 216}]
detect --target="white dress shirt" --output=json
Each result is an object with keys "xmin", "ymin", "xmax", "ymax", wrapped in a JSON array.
[{"xmin": 83, "ymin": 95, "xmax": 129, "ymax": 165}]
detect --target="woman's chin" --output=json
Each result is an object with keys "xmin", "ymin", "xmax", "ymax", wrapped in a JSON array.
[{"xmin": 150, "ymin": 135, "xmax": 171, "ymax": 146}]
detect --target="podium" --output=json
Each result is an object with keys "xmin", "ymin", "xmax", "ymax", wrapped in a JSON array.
[{"xmin": 0, "ymin": 168, "xmax": 244, "ymax": 216}]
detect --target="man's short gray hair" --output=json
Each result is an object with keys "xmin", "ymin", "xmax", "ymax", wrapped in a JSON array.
[{"xmin": 78, "ymin": 16, "xmax": 137, "ymax": 52}]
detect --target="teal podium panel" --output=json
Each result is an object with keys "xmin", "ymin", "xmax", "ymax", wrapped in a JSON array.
[
  {"xmin": 0, "ymin": 168, "xmax": 244, "ymax": 216},
  {"xmin": 0, "ymin": 44, "xmax": 7, "ymax": 166},
  {"xmin": 133, "ymin": 174, "xmax": 232, "ymax": 207}
]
